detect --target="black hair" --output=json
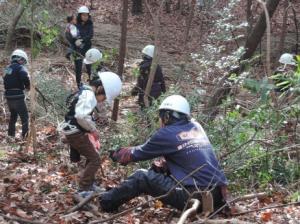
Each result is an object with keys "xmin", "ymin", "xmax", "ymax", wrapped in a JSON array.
[
  {"xmin": 76, "ymin": 13, "xmax": 92, "ymax": 24},
  {"xmin": 67, "ymin": 15, "xmax": 74, "ymax": 23},
  {"xmin": 159, "ymin": 109, "xmax": 189, "ymax": 125}
]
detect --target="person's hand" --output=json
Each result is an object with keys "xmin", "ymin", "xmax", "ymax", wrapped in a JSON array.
[
  {"xmin": 75, "ymin": 39, "xmax": 83, "ymax": 47},
  {"xmin": 151, "ymin": 158, "xmax": 169, "ymax": 174},
  {"xmin": 109, "ymin": 147, "xmax": 132, "ymax": 165},
  {"xmin": 90, "ymin": 130, "xmax": 100, "ymax": 141}
]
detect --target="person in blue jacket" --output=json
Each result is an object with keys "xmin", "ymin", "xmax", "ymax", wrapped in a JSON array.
[
  {"xmin": 101, "ymin": 95, "xmax": 228, "ymax": 212},
  {"xmin": 3, "ymin": 49, "xmax": 30, "ymax": 139},
  {"xmin": 71, "ymin": 6, "xmax": 94, "ymax": 88}
]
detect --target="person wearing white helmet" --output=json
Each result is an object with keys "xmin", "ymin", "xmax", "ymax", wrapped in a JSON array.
[
  {"xmin": 61, "ymin": 72, "xmax": 122, "ymax": 194},
  {"xmin": 83, "ymin": 48, "xmax": 104, "ymax": 80},
  {"xmin": 100, "ymin": 95, "xmax": 228, "ymax": 213},
  {"xmin": 70, "ymin": 5, "xmax": 94, "ymax": 88},
  {"xmin": 3, "ymin": 49, "xmax": 30, "ymax": 139},
  {"xmin": 271, "ymin": 53, "xmax": 297, "ymax": 92},
  {"xmin": 131, "ymin": 45, "xmax": 166, "ymax": 108}
]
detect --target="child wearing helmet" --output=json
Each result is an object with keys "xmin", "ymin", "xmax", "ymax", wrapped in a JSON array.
[
  {"xmin": 101, "ymin": 95, "xmax": 228, "ymax": 213},
  {"xmin": 271, "ymin": 53, "xmax": 297, "ymax": 93},
  {"xmin": 3, "ymin": 49, "xmax": 30, "ymax": 139},
  {"xmin": 131, "ymin": 45, "xmax": 166, "ymax": 108},
  {"xmin": 60, "ymin": 72, "xmax": 122, "ymax": 194},
  {"xmin": 83, "ymin": 48, "xmax": 106, "ymax": 81}
]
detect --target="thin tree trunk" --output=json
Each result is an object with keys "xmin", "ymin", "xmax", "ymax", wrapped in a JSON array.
[
  {"xmin": 111, "ymin": 0, "xmax": 129, "ymax": 121},
  {"xmin": 183, "ymin": 0, "xmax": 196, "ymax": 48},
  {"xmin": 4, "ymin": 2, "xmax": 26, "ymax": 54},
  {"xmin": 246, "ymin": 0, "xmax": 253, "ymax": 37},
  {"xmin": 205, "ymin": 0, "xmax": 281, "ymax": 120},
  {"xmin": 241, "ymin": 0, "xmax": 281, "ymax": 60},
  {"xmin": 143, "ymin": 0, "xmax": 165, "ymax": 108},
  {"xmin": 278, "ymin": 0, "xmax": 288, "ymax": 55}
]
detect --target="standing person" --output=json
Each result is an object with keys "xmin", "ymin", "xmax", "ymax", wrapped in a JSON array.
[
  {"xmin": 72, "ymin": 6, "xmax": 94, "ymax": 88},
  {"xmin": 100, "ymin": 95, "xmax": 228, "ymax": 212},
  {"xmin": 3, "ymin": 49, "xmax": 30, "ymax": 139},
  {"xmin": 60, "ymin": 72, "xmax": 122, "ymax": 193},
  {"xmin": 131, "ymin": 45, "xmax": 166, "ymax": 109}
]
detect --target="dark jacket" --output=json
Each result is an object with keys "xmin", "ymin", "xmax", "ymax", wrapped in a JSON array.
[
  {"xmin": 4, "ymin": 62, "xmax": 30, "ymax": 99},
  {"xmin": 132, "ymin": 58, "xmax": 166, "ymax": 106},
  {"xmin": 75, "ymin": 16, "xmax": 93, "ymax": 56},
  {"xmin": 131, "ymin": 120, "xmax": 228, "ymax": 187}
]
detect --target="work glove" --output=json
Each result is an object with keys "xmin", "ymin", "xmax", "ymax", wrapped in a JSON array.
[
  {"xmin": 109, "ymin": 147, "xmax": 132, "ymax": 166},
  {"xmin": 90, "ymin": 130, "xmax": 100, "ymax": 141},
  {"xmin": 151, "ymin": 157, "xmax": 170, "ymax": 175},
  {"xmin": 75, "ymin": 39, "xmax": 83, "ymax": 47}
]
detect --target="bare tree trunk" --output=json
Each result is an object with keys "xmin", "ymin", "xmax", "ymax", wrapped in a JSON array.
[
  {"xmin": 246, "ymin": 0, "xmax": 253, "ymax": 37},
  {"xmin": 26, "ymin": 0, "xmax": 37, "ymax": 153},
  {"xmin": 183, "ymin": 0, "xmax": 196, "ymax": 48},
  {"xmin": 111, "ymin": 0, "xmax": 129, "ymax": 121},
  {"xmin": 205, "ymin": 0, "xmax": 281, "ymax": 120},
  {"xmin": 278, "ymin": 0, "xmax": 288, "ymax": 55},
  {"xmin": 241, "ymin": 0, "xmax": 281, "ymax": 60},
  {"xmin": 143, "ymin": 0, "xmax": 165, "ymax": 108},
  {"xmin": 4, "ymin": 2, "xmax": 26, "ymax": 54}
]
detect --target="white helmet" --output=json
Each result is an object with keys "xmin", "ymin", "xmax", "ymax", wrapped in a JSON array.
[
  {"xmin": 78, "ymin": 6, "xmax": 89, "ymax": 14},
  {"xmin": 84, "ymin": 48, "xmax": 102, "ymax": 64},
  {"xmin": 159, "ymin": 95, "xmax": 190, "ymax": 116},
  {"xmin": 279, "ymin": 53, "xmax": 296, "ymax": 66},
  {"xmin": 11, "ymin": 49, "xmax": 28, "ymax": 64},
  {"xmin": 99, "ymin": 72, "xmax": 122, "ymax": 106},
  {"xmin": 142, "ymin": 45, "xmax": 155, "ymax": 58}
]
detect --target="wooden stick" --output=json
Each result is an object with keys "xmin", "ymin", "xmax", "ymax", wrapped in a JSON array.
[
  {"xmin": 233, "ymin": 201, "xmax": 300, "ymax": 216},
  {"xmin": 89, "ymin": 164, "xmax": 207, "ymax": 224},
  {"xmin": 0, "ymin": 212, "xmax": 43, "ymax": 224},
  {"xmin": 66, "ymin": 191, "xmax": 100, "ymax": 214},
  {"xmin": 177, "ymin": 199, "xmax": 200, "ymax": 224}
]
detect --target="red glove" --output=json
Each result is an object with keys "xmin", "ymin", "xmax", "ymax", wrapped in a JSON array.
[
  {"xmin": 111, "ymin": 147, "xmax": 132, "ymax": 165},
  {"xmin": 90, "ymin": 131, "xmax": 100, "ymax": 141}
]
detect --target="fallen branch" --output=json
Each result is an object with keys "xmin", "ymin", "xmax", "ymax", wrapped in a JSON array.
[
  {"xmin": 89, "ymin": 164, "xmax": 207, "ymax": 224},
  {"xmin": 231, "ymin": 192, "xmax": 268, "ymax": 203},
  {"xmin": 0, "ymin": 212, "xmax": 43, "ymax": 224},
  {"xmin": 232, "ymin": 201, "xmax": 300, "ymax": 216},
  {"xmin": 194, "ymin": 219, "xmax": 255, "ymax": 224},
  {"xmin": 67, "ymin": 191, "xmax": 100, "ymax": 214},
  {"xmin": 201, "ymin": 192, "xmax": 268, "ymax": 222},
  {"xmin": 177, "ymin": 199, "xmax": 200, "ymax": 224}
]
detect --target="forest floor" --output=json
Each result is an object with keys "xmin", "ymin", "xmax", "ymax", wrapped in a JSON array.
[{"xmin": 0, "ymin": 1, "xmax": 299, "ymax": 223}]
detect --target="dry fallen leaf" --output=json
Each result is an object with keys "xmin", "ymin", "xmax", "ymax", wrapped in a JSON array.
[
  {"xmin": 154, "ymin": 200, "xmax": 164, "ymax": 209},
  {"xmin": 261, "ymin": 211, "xmax": 272, "ymax": 222}
]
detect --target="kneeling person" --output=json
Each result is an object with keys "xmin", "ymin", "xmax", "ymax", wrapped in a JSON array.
[{"xmin": 101, "ymin": 95, "xmax": 228, "ymax": 212}]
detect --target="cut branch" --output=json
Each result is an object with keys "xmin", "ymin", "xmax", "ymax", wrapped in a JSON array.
[{"xmin": 177, "ymin": 199, "xmax": 200, "ymax": 224}]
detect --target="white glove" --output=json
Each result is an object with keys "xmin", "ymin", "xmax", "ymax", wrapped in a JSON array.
[{"xmin": 75, "ymin": 39, "xmax": 83, "ymax": 47}]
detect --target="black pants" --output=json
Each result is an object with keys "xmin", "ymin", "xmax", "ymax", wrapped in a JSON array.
[
  {"xmin": 74, "ymin": 59, "xmax": 92, "ymax": 88},
  {"xmin": 132, "ymin": 0, "xmax": 143, "ymax": 15},
  {"xmin": 6, "ymin": 98, "xmax": 29, "ymax": 138},
  {"xmin": 100, "ymin": 169, "xmax": 225, "ymax": 212}
]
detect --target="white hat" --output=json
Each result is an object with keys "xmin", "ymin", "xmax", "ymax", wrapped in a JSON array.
[
  {"xmin": 84, "ymin": 48, "xmax": 103, "ymax": 64},
  {"xmin": 159, "ymin": 95, "xmax": 190, "ymax": 116}
]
